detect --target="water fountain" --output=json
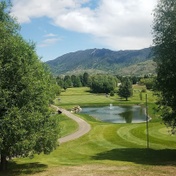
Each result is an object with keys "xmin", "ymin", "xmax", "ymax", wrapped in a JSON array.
[
  {"xmin": 109, "ymin": 104, "xmax": 113, "ymax": 109},
  {"xmin": 81, "ymin": 105, "xmax": 146, "ymax": 124}
]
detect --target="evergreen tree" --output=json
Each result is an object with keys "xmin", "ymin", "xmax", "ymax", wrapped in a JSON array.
[
  {"xmin": 153, "ymin": 0, "xmax": 176, "ymax": 133},
  {"xmin": 0, "ymin": 1, "xmax": 59, "ymax": 170},
  {"xmin": 118, "ymin": 78, "xmax": 133, "ymax": 101},
  {"xmin": 56, "ymin": 76, "xmax": 65, "ymax": 88},
  {"xmin": 64, "ymin": 75, "xmax": 72, "ymax": 88},
  {"xmin": 82, "ymin": 72, "xmax": 90, "ymax": 86}
]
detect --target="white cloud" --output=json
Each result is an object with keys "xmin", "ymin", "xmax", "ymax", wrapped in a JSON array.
[
  {"xmin": 38, "ymin": 38, "xmax": 60, "ymax": 47},
  {"xmin": 38, "ymin": 33, "xmax": 61, "ymax": 47},
  {"xmin": 44, "ymin": 33, "xmax": 58, "ymax": 38},
  {"xmin": 11, "ymin": 0, "xmax": 157, "ymax": 50}
]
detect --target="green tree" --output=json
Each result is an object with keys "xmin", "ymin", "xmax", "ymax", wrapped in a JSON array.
[
  {"xmin": 140, "ymin": 77, "xmax": 155, "ymax": 90},
  {"xmin": 118, "ymin": 78, "xmax": 133, "ymax": 101},
  {"xmin": 153, "ymin": 0, "xmax": 176, "ymax": 133},
  {"xmin": 75, "ymin": 76, "xmax": 82, "ymax": 87},
  {"xmin": 56, "ymin": 76, "xmax": 65, "ymax": 88},
  {"xmin": 0, "ymin": 2, "xmax": 59, "ymax": 171},
  {"xmin": 82, "ymin": 72, "xmax": 90, "ymax": 86},
  {"xmin": 64, "ymin": 75, "xmax": 72, "ymax": 88},
  {"xmin": 71, "ymin": 75, "xmax": 82, "ymax": 87},
  {"xmin": 71, "ymin": 75, "xmax": 77, "ymax": 86},
  {"xmin": 90, "ymin": 74, "xmax": 117, "ymax": 93}
]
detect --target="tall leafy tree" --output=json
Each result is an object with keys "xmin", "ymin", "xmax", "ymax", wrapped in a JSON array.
[
  {"xmin": 71, "ymin": 75, "xmax": 82, "ymax": 87},
  {"xmin": 82, "ymin": 72, "xmax": 90, "ymax": 86},
  {"xmin": 153, "ymin": 0, "xmax": 176, "ymax": 133},
  {"xmin": 0, "ymin": 1, "xmax": 59, "ymax": 171},
  {"xmin": 64, "ymin": 75, "xmax": 72, "ymax": 88},
  {"xmin": 90, "ymin": 74, "xmax": 117, "ymax": 93},
  {"xmin": 118, "ymin": 78, "xmax": 133, "ymax": 101},
  {"xmin": 140, "ymin": 77, "xmax": 155, "ymax": 90},
  {"xmin": 56, "ymin": 76, "xmax": 65, "ymax": 88}
]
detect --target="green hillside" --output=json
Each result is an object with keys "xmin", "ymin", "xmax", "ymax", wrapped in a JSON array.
[{"xmin": 46, "ymin": 47, "xmax": 155, "ymax": 76}]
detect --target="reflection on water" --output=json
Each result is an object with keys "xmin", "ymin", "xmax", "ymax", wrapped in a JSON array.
[{"xmin": 81, "ymin": 105, "xmax": 146, "ymax": 123}]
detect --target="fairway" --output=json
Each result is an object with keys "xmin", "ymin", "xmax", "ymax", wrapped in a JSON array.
[
  {"xmin": 55, "ymin": 86, "xmax": 155, "ymax": 108},
  {"xmin": 56, "ymin": 87, "xmax": 117, "ymax": 108},
  {"xmin": 8, "ymin": 116, "xmax": 176, "ymax": 176},
  {"xmin": 2, "ymin": 87, "xmax": 176, "ymax": 176}
]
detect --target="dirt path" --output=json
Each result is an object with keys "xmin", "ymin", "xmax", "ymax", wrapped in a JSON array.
[{"xmin": 52, "ymin": 105, "xmax": 91, "ymax": 144}]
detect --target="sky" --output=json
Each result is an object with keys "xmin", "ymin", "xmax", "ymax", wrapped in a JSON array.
[{"xmin": 10, "ymin": 0, "xmax": 157, "ymax": 62}]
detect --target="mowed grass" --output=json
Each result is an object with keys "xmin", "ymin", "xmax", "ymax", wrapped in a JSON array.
[
  {"xmin": 2, "ymin": 87, "xmax": 176, "ymax": 176},
  {"xmin": 58, "ymin": 114, "xmax": 79, "ymax": 137},
  {"xmin": 55, "ymin": 87, "xmax": 116, "ymax": 108},
  {"xmin": 55, "ymin": 86, "xmax": 156, "ymax": 109}
]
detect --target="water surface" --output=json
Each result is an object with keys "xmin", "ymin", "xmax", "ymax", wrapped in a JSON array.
[{"xmin": 81, "ymin": 105, "xmax": 146, "ymax": 123}]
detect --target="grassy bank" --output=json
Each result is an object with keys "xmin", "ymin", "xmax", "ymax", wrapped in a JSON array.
[
  {"xmin": 59, "ymin": 114, "xmax": 79, "ymax": 137},
  {"xmin": 1, "ymin": 87, "xmax": 176, "ymax": 176}
]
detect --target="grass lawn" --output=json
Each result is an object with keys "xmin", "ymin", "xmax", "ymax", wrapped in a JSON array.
[
  {"xmin": 55, "ymin": 86, "xmax": 156, "ymax": 108},
  {"xmin": 59, "ymin": 114, "xmax": 79, "ymax": 137},
  {"xmin": 1, "ymin": 87, "xmax": 176, "ymax": 176}
]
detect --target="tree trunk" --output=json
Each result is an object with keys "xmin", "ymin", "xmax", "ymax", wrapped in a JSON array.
[{"xmin": 0, "ymin": 155, "xmax": 7, "ymax": 171}]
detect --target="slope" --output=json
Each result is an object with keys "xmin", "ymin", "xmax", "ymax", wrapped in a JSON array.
[{"xmin": 46, "ymin": 47, "xmax": 155, "ymax": 76}]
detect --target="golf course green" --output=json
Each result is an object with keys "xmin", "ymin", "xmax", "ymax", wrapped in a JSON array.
[{"xmin": 2, "ymin": 86, "xmax": 176, "ymax": 176}]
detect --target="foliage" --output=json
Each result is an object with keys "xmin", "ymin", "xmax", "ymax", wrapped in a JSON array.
[
  {"xmin": 63, "ymin": 75, "xmax": 72, "ymax": 88},
  {"xmin": 131, "ymin": 76, "xmax": 139, "ymax": 84},
  {"xmin": 71, "ymin": 75, "xmax": 82, "ymax": 87},
  {"xmin": 89, "ymin": 74, "xmax": 118, "ymax": 93},
  {"xmin": 82, "ymin": 72, "xmax": 91, "ymax": 86},
  {"xmin": 0, "ymin": 1, "xmax": 59, "ymax": 171},
  {"xmin": 118, "ymin": 78, "xmax": 133, "ymax": 100},
  {"xmin": 110, "ymin": 91, "xmax": 115, "ymax": 96},
  {"xmin": 153, "ymin": 0, "xmax": 176, "ymax": 133},
  {"xmin": 141, "ymin": 88, "xmax": 147, "ymax": 93},
  {"xmin": 140, "ymin": 77, "xmax": 155, "ymax": 90},
  {"xmin": 56, "ymin": 72, "xmax": 91, "ymax": 89}
]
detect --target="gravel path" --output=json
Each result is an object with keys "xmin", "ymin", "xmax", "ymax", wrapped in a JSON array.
[{"xmin": 52, "ymin": 105, "xmax": 91, "ymax": 144}]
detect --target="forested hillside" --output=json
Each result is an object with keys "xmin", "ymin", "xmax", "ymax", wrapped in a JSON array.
[{"xmin": 46, "ymin": 47, "xmax": 155, "ymax": 76}]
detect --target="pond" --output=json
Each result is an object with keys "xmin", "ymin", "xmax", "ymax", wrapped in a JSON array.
[{"xmin": 81, "ymin": 105, "xmax": 146, "ymax": 123}]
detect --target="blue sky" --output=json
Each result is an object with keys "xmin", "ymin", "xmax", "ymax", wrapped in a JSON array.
[
  {"xmin": 10, "ymin": 0, "xmax": 157, "ymax": 62},
  {"xmin": 20, "ymin": 16, "xmax": 104, "ymax": 61}
]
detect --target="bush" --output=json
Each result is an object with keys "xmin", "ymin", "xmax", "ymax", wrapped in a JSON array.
[
  {"xmin": 141, "ymin": 88, "xmax": 147, "ymax": 93},
  {"xmin": 110, "ymin": 91, "xmax": 114, "ymax": 96}
]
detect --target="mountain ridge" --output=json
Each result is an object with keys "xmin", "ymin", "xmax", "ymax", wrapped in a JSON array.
[{"xmin": 46, "ymin": 47, "xmax": 155, "ymax": 76}]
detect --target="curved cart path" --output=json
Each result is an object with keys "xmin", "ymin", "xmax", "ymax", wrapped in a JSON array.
[{"xmin": 52, "ymin": 106, "xmax": 91, "ymax": 144}]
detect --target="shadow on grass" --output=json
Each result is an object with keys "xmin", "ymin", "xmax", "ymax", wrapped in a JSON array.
[
  {"xmin": 85, "ymin": 90, "xmax": 92, "ymax": 93},
  {"xmin": 0, "ymin": 162, "xmax": 48, "ymax": 176},
  {"xmin": 92, "ymin": 148, "xmax": 176, "ymax": 166}
]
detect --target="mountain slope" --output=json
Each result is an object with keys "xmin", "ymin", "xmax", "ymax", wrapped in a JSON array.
[{"xmin": 46, "ymin": 47, "xmax": 155, "ymax": 76}]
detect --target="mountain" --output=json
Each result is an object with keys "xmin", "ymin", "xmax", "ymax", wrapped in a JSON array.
[{"xmin": 45, "ymin": 47, "xmax": 156, "ymax": 76}]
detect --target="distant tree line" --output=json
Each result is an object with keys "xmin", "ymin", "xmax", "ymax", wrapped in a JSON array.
[
  {"xmin": 56, "ymin": 72, "xmax": 91, "ymax": 89},
  {"xmin": 56, "ymin": 72, "xmax": 156, "ymax": 95},
  {"xmin": 117, "ymin": 74, "xmax": 156, "ymax": 90},
  {"xmin": 56, "ymin": 73, "xmax": 119, "ymax": 94}
]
